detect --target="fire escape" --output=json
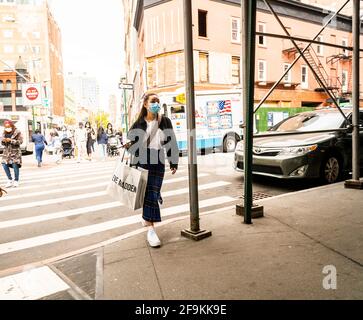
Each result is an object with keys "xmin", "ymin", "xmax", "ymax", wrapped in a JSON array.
[{"xmin": 283, "ymin": 43, "xmax": 350, "ymax": 103}]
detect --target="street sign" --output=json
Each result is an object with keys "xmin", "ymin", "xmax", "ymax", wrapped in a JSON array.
[
  {"xmin": 22, "ymin": 83, "xmax": 42, "ymax": 106},
  {"xmin": 119, "ymin": 83, "xmax": 134, "ymax": 90},
  {"xmin": 43, "ymin": 98, "xmax": 50, "ymax": 108}
]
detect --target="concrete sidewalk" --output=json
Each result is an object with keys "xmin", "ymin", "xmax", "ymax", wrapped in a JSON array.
[{"xmin": 38, "ymin": 181, "xmax": 363, "ymax": 300}]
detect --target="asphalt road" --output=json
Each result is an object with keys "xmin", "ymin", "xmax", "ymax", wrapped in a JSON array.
[{"xmin": 0, "ymin": 151, "xmax": 323, "ymax": 272}]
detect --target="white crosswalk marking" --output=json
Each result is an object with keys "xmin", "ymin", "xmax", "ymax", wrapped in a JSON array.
[{"xmin": 0, "ymin": 158, "xmax": 238, "ymax": 270}]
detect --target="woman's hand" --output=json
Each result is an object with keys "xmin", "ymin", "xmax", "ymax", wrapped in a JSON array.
[
  {"xmin": 171, "ymin": 168, "xmax": 177, "ymax": 175},
  {"xmin": 123, "ymin": 142, "xmax": 132, "ymax": 150}
]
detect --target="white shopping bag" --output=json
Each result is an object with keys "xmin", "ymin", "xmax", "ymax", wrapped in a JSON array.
[{"xmin": 106, "ymin": 152, "xmax": 148, "ymax": 211}]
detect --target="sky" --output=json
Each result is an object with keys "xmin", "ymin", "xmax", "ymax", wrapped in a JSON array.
[{"xmin": 48, "ymin": 0, "xmax": 125, "ymax": 111}]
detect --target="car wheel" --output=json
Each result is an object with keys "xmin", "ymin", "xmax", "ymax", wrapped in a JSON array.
[
  {"xmin": 321, "ymin": 155, "xmax": 342, "ymax": 184},
  {"xmin": 223, "ymin": 135, "xmax": 237, "ymax": 153}
]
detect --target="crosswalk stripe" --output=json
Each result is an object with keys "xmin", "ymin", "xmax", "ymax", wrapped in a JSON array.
[
  {"xmin": 0, "ymin": 181, "xmax": 231, "ymax": 227},
  {"xmin": 0, "ymin": 167, "xmax": 113, "ymax": 184},
  {"xmin": 0, "ymin": 191, "xmax": 106, "ymax": 213},
  {"xmin": 2, "ymin": 169, "xmax": 196, "ymax": 193},
  {"xmin": 0, "ymin": 202, "xmax": 121, "ymax": 229},
  {"xmin": 1, "ymin": 182, "xmax": 108, "ymax": 201},
  {"xmin": 1, "ymin": 167, "xmax": 188, "ymax": 185},
  {"xmin": 0, "ymin": 196, "xmax": 236, "ymax": 255}
]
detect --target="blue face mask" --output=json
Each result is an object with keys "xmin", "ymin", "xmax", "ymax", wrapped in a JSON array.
[{"xmin": 149, "ymin": 102, "xmax": 161, "ymax": 114}]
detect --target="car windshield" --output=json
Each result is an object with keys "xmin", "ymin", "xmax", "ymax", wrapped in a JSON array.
[{"xmin": 270, "ymin": 112, "xmax": 346, "ymax": 132}]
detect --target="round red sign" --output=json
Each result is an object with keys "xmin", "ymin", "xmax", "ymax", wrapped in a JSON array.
[{"xmin": 25, "ymin": 87, "xmax": 39, "ymax": 101}]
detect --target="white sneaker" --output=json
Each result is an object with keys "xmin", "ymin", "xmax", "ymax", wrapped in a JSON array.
[
  {"xmin": 13, "ymin": 181, "xmax": 19, "ymax": 188},
  {"xmin": 147, "ymin": 229, "xmax": 161, "ymax": 248},
  {"xmin": 4, "ymin": 180, "xmax": 13, "ymax": 188}
]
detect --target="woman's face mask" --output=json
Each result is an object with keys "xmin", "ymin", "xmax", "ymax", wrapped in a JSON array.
[
  {"xmin": 5, "ymin": 127, "xmax": 12, "ymax": 133},
  {"xmin": 148, "ymin": 102, "xmax": 161, "ymax": 114}
]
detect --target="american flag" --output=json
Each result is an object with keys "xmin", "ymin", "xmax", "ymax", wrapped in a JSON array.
[{"xmin": 218, "ymin": 100, "xmax": 232, "ymax": 114}]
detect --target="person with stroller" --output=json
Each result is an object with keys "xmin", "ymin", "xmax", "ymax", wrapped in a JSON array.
[
  {"xmin": 32, "ymin": 129, "xmax": 48, "ymax": 167},
  {"xmin": 97, "ymin": 126, "xmax": 108, "ymax": 161},
  {"xmin": 1, "ymin": 120, "xmax": 23, "ymax": 188}
]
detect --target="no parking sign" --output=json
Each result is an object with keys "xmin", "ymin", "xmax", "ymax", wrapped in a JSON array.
[{"xmin": 22, "ymin": 83, "xmax": 42, "ymax": 106}]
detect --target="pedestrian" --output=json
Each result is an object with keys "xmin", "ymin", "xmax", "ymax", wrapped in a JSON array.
[
  {"xmin": 85, "ymin": 121, "xmax": 96, "ymax": 161},
  {"xmin": 1, "ymin": 120, "xmax": 23, "ymax": 188},
  {"xmin": 125, "ymin": 93, "xmax": 179, "ymax": 248},
  {"xmin": 60, "ymin": 125, "xmax": 68, "ymax": 140},
  {"xmin": 116, "ymin": 129, "xmax": 123, "ymax": 146},
  {"xmin": 74, "ymin": 122, "xmax": 87, "ymax": 163},
  {"xmin": 106, "ymin": 123, "xmax": 114, "ymax": 137},
  {"xmin": 32, "ymin": 129, "xmax": 48, "ymax": 167},
  {"xmin": 97, "ymin": 126, "xmax": 108, "ymax": 161},
  {"xmin": 49, "ymin": 131, "xmax": 62, "ymax": 164}
]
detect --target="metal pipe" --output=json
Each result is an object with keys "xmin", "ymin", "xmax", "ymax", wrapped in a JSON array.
[
  {"xmin": 242, "ymin": 0, "xmax": 257, "ymax": 225},
  {"xmin": 254, "ymin": 0, "xmax": 350, "ymax": 114},
  {"xmin": 255, "ymin": 32, "xmax": 358, "ymax": 52},
  {"xmin": 263, "ymin": 0, "xmax": 349, "ymax": 122},
  {"xmin": 352, "ymin": 0, "xmax": 360, "ymax": 181},
  {"xmin": 183, "ymin": 0, "xmax": 200, "ymax": 232}
]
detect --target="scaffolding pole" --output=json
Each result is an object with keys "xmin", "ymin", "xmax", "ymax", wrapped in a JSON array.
[
  {"xmin": 181, "ymin": 0, "xmax": 212, "ymax": 240},
  {"xmin": 240, "ymin": 0, "xmax": 258, "ymax": 224},
  {"xmin": 345, "ymin": 0, "xmax": 363, "ymax": 189}
]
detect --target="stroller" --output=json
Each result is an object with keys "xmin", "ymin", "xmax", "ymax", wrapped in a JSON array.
[
  {"xmin": 61, "ymin": 138, "xmax": 74, "ymax": 159},
  {"xmin": 107, "ymin": 135, "xmax": 121, "ymax": 157}
]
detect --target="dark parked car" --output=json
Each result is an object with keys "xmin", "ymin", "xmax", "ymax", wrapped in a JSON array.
[{"xmin": 234, "ymin": 108, "xmax": 363, "ymax": 184}]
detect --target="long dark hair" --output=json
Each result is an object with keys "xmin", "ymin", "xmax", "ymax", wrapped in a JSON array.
[
  {"xmin": 136, "ymin": 93, "xmax": 159, "ymax": 122},
  {"xmin": 97, "ymin": 126, "xmax": 104, "ymax": 140}
]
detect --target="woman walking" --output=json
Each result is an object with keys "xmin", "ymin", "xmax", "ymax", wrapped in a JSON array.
[
  {"xmin": 32, "ymin": 129, "xmax": 48, "ymax": 167},
  {"xmin": 97, "ymin": 126, "xmax": 108, "ymax": 161},
  {"xmin": 106, "ymin": 123, "xmax": 114, "ymax": 137},
  {"xmin": 1, "ymin": 120, "xmax": 23, "ymax": 188},
  {"xmin": 126, "ymin": 93, "xmax": 179, "ymax": 248},
  {"xmin": 85, "ymin": 121, "xmax": 96, "ymax": 161}
]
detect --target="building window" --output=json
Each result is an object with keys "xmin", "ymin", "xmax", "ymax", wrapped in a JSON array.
[
  {"xmin": 231, "ymin": 17, "xmax": 240, "ymax": 43},
  {"xmin": 199, "ymin": 52, "xmax": 209, "ymax": 83},
  {"xmin": 301, "ymin": 65, "xmax": 308, "ymax": 89},
  {"xmin": 0, "ymin": 80, "xmax": 3, "ymax": 91},
  {"xmin": 342, "ymin": 38, "xmax": 349, "ymax": 56},
  {"xmin": 342, "ymin": 70, "xmax": 348, "ymax": 92},
  {"xmin": 4, "ymin": 45, "xmax": 14, "ymax": 53},
  {"xmin": 3, "ymin": 30, "xmax": 13, "ymax": 38},
  {"xmin": 317, "ymin": 35, "xmax": 324, "ymax": 55},
  {"xmin": 5, "ymin": 80, "xmax": 12, "ymax": 90},
  {"xmin": 232, "ymin": 56, "xmax": 240, "ymax": 84},
  {"xmin": 257, "ymin": 23, "xmax": 267, "ymax": 47},
  {"xmin": 32, "ymin": 46, "xmax": 41, "ymax": 55},
  {"xmin": 32, "ymin": 31, "xmax": 41, "ymax": 39},
  {"xmin": 257, "ymin": 60, "xmax": 267, "ymax": 82},
  {"xmin": 198, "ymin": 10, "xmax": 208, "ymax": 38},
  {"xmin": 283, "ymin": 63, "xmax": 292, "ymax": 83}
]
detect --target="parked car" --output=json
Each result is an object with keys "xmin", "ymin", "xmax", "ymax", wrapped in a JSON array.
[{"xmin": 234, "ymin": 108, "xmax": 363, "ymax": 184}]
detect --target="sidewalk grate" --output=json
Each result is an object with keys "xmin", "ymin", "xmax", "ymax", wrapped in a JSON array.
[{"xmin": 240, "ymin": 192, "xmax": 273, "ymax": 201}]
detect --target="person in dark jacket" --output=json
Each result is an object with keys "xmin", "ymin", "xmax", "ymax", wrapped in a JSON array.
[
  {"xmin": 125, "ymin": 93, "xmax": 179, "ymax": 248},
  {"xmin": 32, "ymin": 129, "xmax": 48, "ymax": 167},
  {"xmin": 1, "ymin": 120, "xmax": 23, "ymax": 188},
  {"xmin": 97, "ymin": 126, "xmax": 108, "ymax": 161}
]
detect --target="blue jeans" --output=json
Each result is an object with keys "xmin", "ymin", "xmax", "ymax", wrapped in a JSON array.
[
  {"xmin": 2, "ymin": 163, "xmax": 20, "ymax": 182},
  {"xmin": 35, "ymin": 144, "xmax": 45, "ymax": 163}
]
